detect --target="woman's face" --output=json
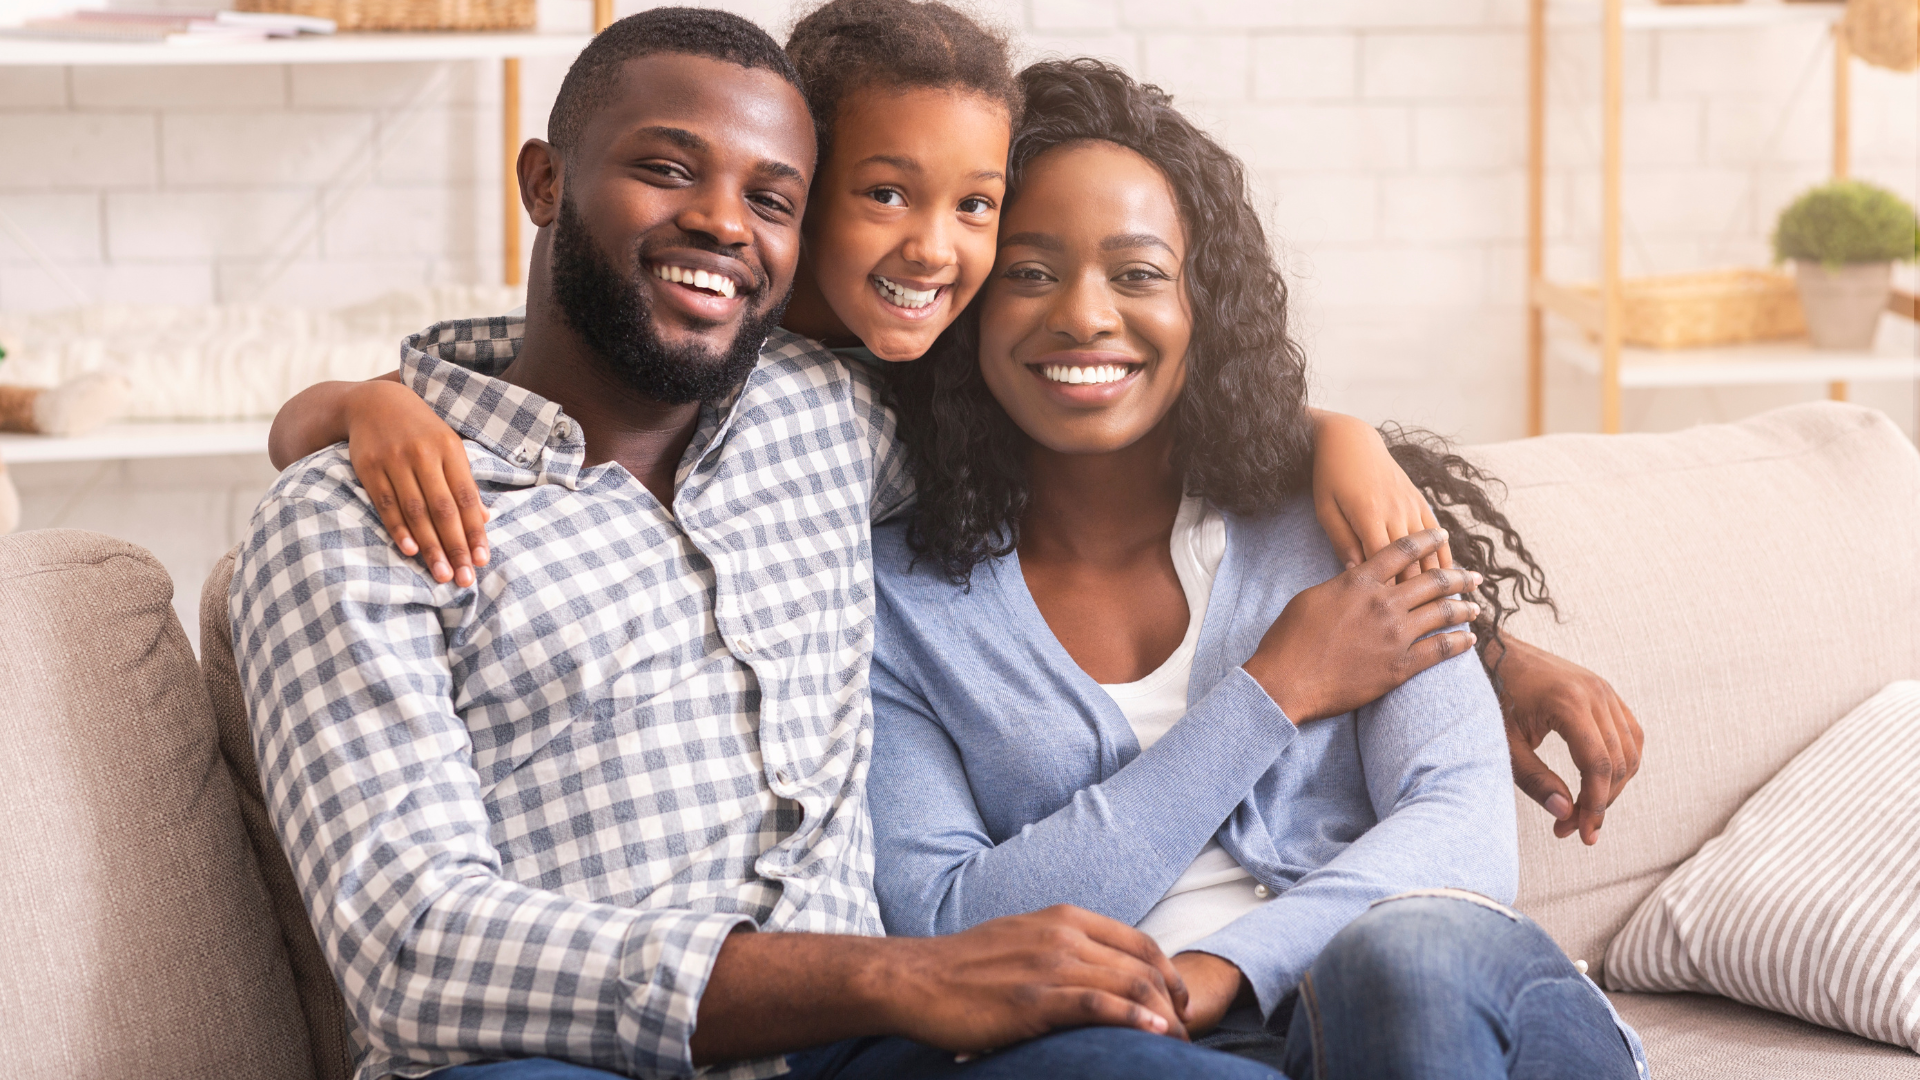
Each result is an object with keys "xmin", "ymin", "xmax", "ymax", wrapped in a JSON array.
[
  {"xmin": 803, "ymin": 86, "xmax": 1010, "ymax": 361},
  {"xmin": 977, "ymin": 140, "xmax": 1193, "ymax": 456}
]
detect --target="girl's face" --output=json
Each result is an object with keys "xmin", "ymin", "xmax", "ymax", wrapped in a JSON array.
[
  {"xmin": 977, "ymin": 140, "xmax": 1194, "ymax": 456},
  {"xmin": 803, "ymin": 86, "xmax": 1010, "ymax": 361}
]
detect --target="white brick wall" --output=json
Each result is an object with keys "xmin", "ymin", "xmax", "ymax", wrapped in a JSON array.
[{"xmin": 2, "ymin": 0, "xmax": 1915, "ymax": 647}]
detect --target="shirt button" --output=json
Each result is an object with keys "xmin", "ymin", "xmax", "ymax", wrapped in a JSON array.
[
  {"xmin": 514, "ymin": 447, "xmax": 531, "ymax": 465},
  {"xmin": 554, "ymin": 419, "xmax": 573, "ymax": 440},
  {"xmin": 1253, "ymin": 884, "xmax": 1272, "ymax": 899},
  {"xmin": 735, "ymin": 636, "xmax": 754, "ymax": 654}
]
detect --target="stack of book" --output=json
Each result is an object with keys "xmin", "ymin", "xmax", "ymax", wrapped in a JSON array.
[{"xmin": 1, "ymin": 8, "xmax": 336, "ymax": 45}]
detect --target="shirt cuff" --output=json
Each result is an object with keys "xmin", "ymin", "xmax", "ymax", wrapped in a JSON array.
[{"xmin": 617, "ymin": 909, "xmax": 759, "ymax": 1078}]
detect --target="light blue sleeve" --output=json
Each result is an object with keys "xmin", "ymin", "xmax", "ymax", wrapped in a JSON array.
[
  {"xmin": 1182, "ymin": 643, "xmax": 1518, "ymax": 1017},
  {"xmin": 869, "ymin": 656, "xmax": 1298, "ymax": 937}
]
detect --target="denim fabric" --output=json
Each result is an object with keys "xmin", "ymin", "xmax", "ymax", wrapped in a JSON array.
[
  {"xmin": 1197, "ymin": 894, "xmax": 1648, "ymax": 1079},
  {"xmin": 433, "ymin": 1026, "xmax": 1283, "ymax": 1080}
]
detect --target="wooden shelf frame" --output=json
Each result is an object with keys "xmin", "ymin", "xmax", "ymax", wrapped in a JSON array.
[{"xmin": 1525, "ymin": 0, "xmax": 1916, "ymax": 434}]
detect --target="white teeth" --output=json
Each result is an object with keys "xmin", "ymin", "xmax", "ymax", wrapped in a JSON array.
[
  {"xmin": 1040, "ymin": 364, "xmax": 1131, "ymax": 385},
  {"xmin": 873, "ymin": 275, "xmax": 941, "ymax": 309},
  {"xmin": 651, "ymin": 264, "xmax": 736, "ymax": 298}
]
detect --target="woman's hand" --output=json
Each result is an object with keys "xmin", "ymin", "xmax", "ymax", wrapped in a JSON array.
[
  {"xmin": 1172, "ymin": 951, "xmax": 1245, "ymax": 1037},
  {"xmin": 1493, "ymin": 636, "xmax": 1644, "ymax": 845},
  {"xmin": 1309, "ymin": 409, "xmax": 1451, "ymax": 583},
  {"xmin": 1243, "ymin": 529, "xmax": 1481, "ymax": 724},
  {"xmin": 342, "ymin": 379, "xmax": 491, "ymax": 587}
]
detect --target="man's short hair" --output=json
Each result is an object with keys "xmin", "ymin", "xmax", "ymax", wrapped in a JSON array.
[{"xmin": 547, "ymin": 7, "xmax": 807, "ymax": 159}]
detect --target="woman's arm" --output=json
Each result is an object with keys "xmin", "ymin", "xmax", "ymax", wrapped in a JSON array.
[
  {"xmin": 1308, "ymin": 409, "xmax": 1645, "ymax": 844},
  {"xmin": 1178, "ymin": 642, "xmax": 1517, "ymax": 1019},
  {"xmin": 869, "ymin": 531, "xmax": 1479, "ymax": 939},
  {"xmin": 268, "ymin": 375, "xmax": 491, "ymax": 586}
]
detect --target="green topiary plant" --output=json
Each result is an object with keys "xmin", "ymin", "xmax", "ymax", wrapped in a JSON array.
[{"xmin": 1772, "ymin": 179, "xmax": 1920, "ymax": 267}]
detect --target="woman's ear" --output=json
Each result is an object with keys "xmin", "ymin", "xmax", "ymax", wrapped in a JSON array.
[{"xmin": 519, "ymin": 139, "xmax": 562, "ymax": 229}]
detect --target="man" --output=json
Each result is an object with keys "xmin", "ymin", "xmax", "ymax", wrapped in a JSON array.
[{"xmin": 232, "ymin": 10, "xmax": 1279, "ymax": 1080}]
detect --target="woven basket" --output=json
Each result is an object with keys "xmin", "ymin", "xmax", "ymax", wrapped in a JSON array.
[
  {"xmin": 1573, "ymin": 269, "xmax": 1807, "ymax": 349},
  {"xmin": 236, "ymin": 0, "xmax": 534, "ymax": 31},
  {"xmin": 1846, "ymin": 0, "xmax": 1919, "ymax": 72}
]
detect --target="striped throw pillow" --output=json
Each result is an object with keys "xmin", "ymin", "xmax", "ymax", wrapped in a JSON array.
[{"xmin": 1606, "ymin": 680, "xmax": 1920, "ymax": 1051}]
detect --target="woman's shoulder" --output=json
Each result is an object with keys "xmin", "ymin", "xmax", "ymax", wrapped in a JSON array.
[
  {"xmin": 1220, "ymin": 491, "xmax": 1343, "ymax": 580},
  {"xmin": 872, "ymin": 519, "xmax": 1011, "ymax": 602}
]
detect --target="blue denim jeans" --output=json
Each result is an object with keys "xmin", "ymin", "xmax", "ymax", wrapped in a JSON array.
[
  {"xmin": 433, "ymin": 1024, "xmax": 1281, "ymax": 1080},
  {"xmin": 1197, "ymin": 892, "xmax": 1648, "ymax": 1080}
]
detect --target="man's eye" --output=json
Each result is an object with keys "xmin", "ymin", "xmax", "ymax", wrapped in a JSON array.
[
  {"xmin": 642, "ymin": 162, "xmax": 690, "ymax": 181},
  {"xmin": 750, "ymin": 193, "xmax": 793, "ymax": 215},
  {"xmin": 867, "ymin": 188, "xmax": 906, "ymax": 208}
]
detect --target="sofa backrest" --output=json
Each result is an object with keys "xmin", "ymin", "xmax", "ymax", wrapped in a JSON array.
[
  {"xmin": 0, "ymin": 530, "xmax": 317, "ymax": 1080},
  {"xmin": 202, "ymin": 548, "xmax": 357, "ymax": 1080},
  {"xmin": 1470, "ymin": 403, "xmax": 1920, "ymax": 975}
]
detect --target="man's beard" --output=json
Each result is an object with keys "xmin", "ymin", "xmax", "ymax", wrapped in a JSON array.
[{"xmin": 548, "ymin": 195, "xmax": 787, "ymax": 405}]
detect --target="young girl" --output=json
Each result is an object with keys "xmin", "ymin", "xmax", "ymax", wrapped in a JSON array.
[
  {"xmin": 867, "ymin": 59, "xmax": 1649, "ymax": 1077},
  {"xmin": 263, "ymin": 0, "xmax": 1637, "ymax": 844}
]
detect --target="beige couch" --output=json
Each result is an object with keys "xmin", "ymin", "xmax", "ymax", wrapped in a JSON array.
[{"xmin": 2, "ymin": 400, "xmax": 1915, "ymax": 1080}]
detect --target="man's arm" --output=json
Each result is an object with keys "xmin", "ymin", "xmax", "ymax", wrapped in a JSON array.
[{"xmin": 233, "ymin": 478, "xmax": 754, "ymax": 1078}]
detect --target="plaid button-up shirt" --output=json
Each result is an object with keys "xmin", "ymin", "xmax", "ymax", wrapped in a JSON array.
[{"xmin": 231, "ymin": 317, "xmax": 911, "ymax": 1080}]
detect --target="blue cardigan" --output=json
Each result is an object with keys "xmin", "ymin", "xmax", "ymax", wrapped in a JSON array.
[{"xmin": 867, "ymin": 494, "xmax": 1519, "ymax": 1017}]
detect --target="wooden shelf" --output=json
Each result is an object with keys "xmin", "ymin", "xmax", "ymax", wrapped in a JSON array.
[
  {"xmin": 0, "ymin": 421, "xmax": 270, "ymax": 464},
  {"xmin": 1550, "ymin": 317, "xmax": 1920, "ymax": 389},
  {"xmin": 1551, "ymin": 1, "xmax": 1844, "ymax": 31},
  {"xmin": 0, "ymin": 30, "xmax": 590, "ymax": 67}
]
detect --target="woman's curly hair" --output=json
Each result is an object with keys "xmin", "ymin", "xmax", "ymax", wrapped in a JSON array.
[{"xmin": 888, "ymin": 58, "xmax": 1554, "ymax": 673}]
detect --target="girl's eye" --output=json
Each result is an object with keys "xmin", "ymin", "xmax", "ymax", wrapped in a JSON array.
[
  {"xmin": 958, "ymin": 196, "xmax": 994, "ymax": 216},
  {"xmin": 867, "ymin": 188, "xmax": 906, "ymax": 208}
]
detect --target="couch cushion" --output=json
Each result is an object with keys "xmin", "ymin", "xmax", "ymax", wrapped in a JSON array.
[
  {"xmin": 1467, "ymin": 403, "xmax": 1920, "ymax": 975},
  {"xmin": 1607, "ymin": 680, "xmax": 1920, "ymax": 1051},
  {"xmin": 202, "ymin": 546, "xmax": 357, "ymax": 1080},
  {"xmin": 0, "ymin": 529, "xmax": 315, "ymax": 1080},
  {"xmin": 1610, "ymin": 991, "xmax": 1920, "ymax": 1079}
]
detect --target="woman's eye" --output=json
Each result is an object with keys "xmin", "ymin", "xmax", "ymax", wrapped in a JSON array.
[
  {"xmin": 1117, "ymin": 267, "xmax": 1171, "ymax": 283},
  {"xmin": 867, "ymin": 188, "xmax": 906, "ymax": 208},
  {"xmin": 1003, "ymin": 266, "xmax": 1053, "ymax": 283},
  {"xmin": 958, "ymin": 196, "xmax": 994, "ymax": 216}
]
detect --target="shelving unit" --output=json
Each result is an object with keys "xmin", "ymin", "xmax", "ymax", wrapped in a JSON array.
[
  {"xmin": 1526, "ymin": 0, "xmax": 1920, "ymax": 434},
  {"xmin": 0, "ymin": 9, "xmax": 614, "ymax": 463}
]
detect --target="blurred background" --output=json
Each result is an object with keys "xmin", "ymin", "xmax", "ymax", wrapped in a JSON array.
[{"xmin": 0, "ymin": 0, "xmax": 1913, "ymax": 643}]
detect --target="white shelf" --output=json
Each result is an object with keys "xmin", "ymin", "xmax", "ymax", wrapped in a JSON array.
[
  {"xmin": 1550, "ymin": 318, "xmax": 1920, "ymax": 389},
  {"xmin": 0, "ymin": 30, "xmax": 590, "ymax": 67},
  {"xmin": 1552, "ymin": 1, "xmax": 1844, "ymax": 30},
  {"xmin": 0, "ymin": 420, "xmax": 270, "ymax": 464}
]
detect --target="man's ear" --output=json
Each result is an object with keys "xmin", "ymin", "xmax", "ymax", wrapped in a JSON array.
[{"xmin": 519, "ymin": 139, "xmax": 562, "ymax": 229}]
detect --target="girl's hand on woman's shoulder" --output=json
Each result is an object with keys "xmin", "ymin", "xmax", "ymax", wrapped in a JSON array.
[
  {"xmin": 1492, "ymin": 636, "xmax": 1644, "ymax": 846},
  {"xmin": 1241, "ymin": 528, "xmax": 1481, "ymax": 725},
  {"xmin": 341, "ymin": 378, "xmax": 491, "ymax": 587},
  {"xmin": 1309, "ymin": 408, "xmax": 1452, "ymax": 583}
]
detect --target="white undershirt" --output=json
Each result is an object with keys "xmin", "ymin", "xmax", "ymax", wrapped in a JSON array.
[{"xmin": 1097, "ymin": 497, "xmax": 1271, "ymax": 955}]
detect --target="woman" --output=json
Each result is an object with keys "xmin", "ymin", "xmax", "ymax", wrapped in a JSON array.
[{"xmin": 867, "ymin": 59, "xmax": 1649, "ymax": 1078}]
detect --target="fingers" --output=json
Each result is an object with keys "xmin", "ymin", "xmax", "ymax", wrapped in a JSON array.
[
  {"xmin": 1404, "ymin": 627, "xmax": 1476, "ymax": 677},
  {"xmin": 382, "ymin": 468, "xmax": 455, "ymax": 583},
  {"xmin": 1032, "ymin": 985, "xmax": 1178, "ymax": 1039},
  {"xmin": 1507, "ymin": 732, "xmax": 1577, "ymax": 830},
  {"xmin": 1419, "ymin": 504, "xmax": 1454, "ymax": 571},
  {"xmin": 1353, "ymin": 527, "xmax": 1448, "ymax": 585},
  {"xmin": 1064, "ymin": 908, "xmax": 1188, "ymax": 1020},
  {"xmin": 1404, "ymin": 593, "xmax": 1484, "ymax": 639},
  {"xmin": 1563, "ymin": 712, "xmax": 1620, "ymax": 846},
  {"xmin": 1394, "ymin": 566, "xmax": 1483, "ymax": 610},
  {"xmin": 1318, "ymin": 493, "xmax": 1367, "ymax": 570},
  {"xmin": 415, "ymin": 464, "xmax": 475, "ymax": 588},
  {"xmin": 362, "ymin": 468, "xmax": 419, "ymax": 559},
  {"xmin": 447, "ymin": 458, "xmax": 492, "ymax": 569}
]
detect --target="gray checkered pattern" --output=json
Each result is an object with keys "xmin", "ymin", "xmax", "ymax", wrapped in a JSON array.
[{"xmin": 231, "ymin": 317, "xmax": 910, "ymax": 1080}]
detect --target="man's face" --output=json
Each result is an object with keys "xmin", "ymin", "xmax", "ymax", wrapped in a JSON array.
[{"xmin": 543, "ymin": 53, "xmax": 815, "ymax": 403}]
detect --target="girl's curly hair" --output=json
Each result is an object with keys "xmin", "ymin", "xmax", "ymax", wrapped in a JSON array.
[{"xmin": 887, "ymin": 58, "xmax": 1554, "ymax": 673}]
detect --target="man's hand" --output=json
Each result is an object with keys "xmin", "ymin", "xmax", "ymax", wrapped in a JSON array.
[
  {"xmin": 1171, "ymin": 951, "xmax": 1246, "ymax": 1037},
  {"xmin": 1495, "ymin": 635, "xmax": 1644, "ymax": 845},
  {"xmin": 877, "ymin": 905, "xmax": 1191, "ymax": 1054},
  {"xmin": 690, "ymin": 905, "xmax": 1190, "ymax": 1067}
]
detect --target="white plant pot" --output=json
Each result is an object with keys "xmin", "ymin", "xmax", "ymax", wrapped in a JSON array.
[{"xmin": 1793, "ymin": 260, "xmax": 1892, "ymax": 351}]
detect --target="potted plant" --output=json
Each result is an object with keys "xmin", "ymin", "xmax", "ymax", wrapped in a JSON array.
[{"xmin": 1772, "ymin": 179, "xmax": 1920, "ymax": 350}]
